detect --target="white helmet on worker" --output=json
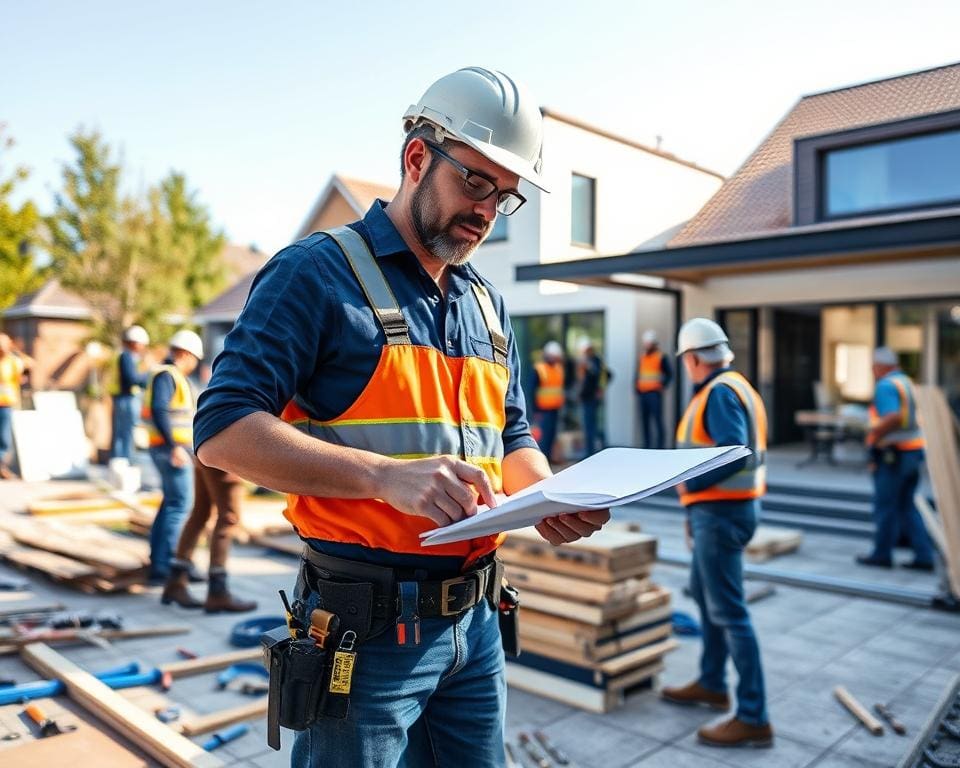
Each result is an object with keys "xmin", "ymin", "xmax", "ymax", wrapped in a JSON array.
[
  {"xmin": 543, "ymin": 341, "xmax": 563, "ymax": 359},
  {"xmin": 123, "ymin": 325, "xmax": 150, "ymax": 345},
  {"xmin": 676, "ymin": 318, "xmax": 734, "ymax": 364},
  {"xmin": 642, "ymin": 330, "xmax": 658, "ymax": 345},
  {"xmin": 872, "ymin": 347, "xmax": 898, "ymax": 367},
  {"xmin": 168, "ymin": 329, "xmax": 204, "ymax": 361},
  {"xmin": 403, "ymin": 67, "xmax": 548, "ymax": 192}
]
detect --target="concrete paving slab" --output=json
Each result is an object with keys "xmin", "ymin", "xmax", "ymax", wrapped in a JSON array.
[
  {"xmin": 807, "ymin": 751, "xmax": 888, "ymax": 768},
  {"xmin": 536, "ymin": 712, "xmax": 664, "ymax": 768},
  {"xmin": 624, "ymin": 743, "xmax": 735, "ymax": 768},
  {"xmin": 593, "ymin": 692, "xmax": 721, "ymax": 742},
  {"xmin": 766, "ymin": 688, "xmax": 859, "ymax": 749},
  {"xmin": 673, "ymin": 729, "xmax": 821, "ymax": 768}
]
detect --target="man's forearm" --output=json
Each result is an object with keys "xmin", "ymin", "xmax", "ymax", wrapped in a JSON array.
[
  {"xmin": 197, "ymin": 411, "xmax": 390, "ymax": 498},
  {"xmin": 869, "ymin": 412, "xmax": 902, "ymax": 444},
  {"xmin": 502, "ymin": 446, "xmax": 552, "ymax": 495}
]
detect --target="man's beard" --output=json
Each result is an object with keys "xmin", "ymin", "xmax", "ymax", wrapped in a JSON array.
[{"xmin": 411, "ymin": 170, "xmax": 489, "ymax": 266}]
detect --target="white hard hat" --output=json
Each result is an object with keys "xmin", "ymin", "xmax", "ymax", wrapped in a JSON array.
[
  {"xmin": 543, "ymin": 341, "xmax": 563, "ymax": 358},
  {"xmin": 873, "ymin": 347, "xmax": 898, "ymax": 366},
  {"xmin": 403, "ymin": 67, "xmax": 548, "ymax": 192},
  {"xmin": 169, "ymin": 329, "xmax": 204, "ymax": 360},
  {"xmin": 577, "ymin": 337, "xmax": 594, "ymax": 353},
  {"xmin": 677, "ymin": 318, "xmax": 730, "ymax": 357},
  {"xmin": 642, "ymin": 330, "xmax": 658, "ymax": 345},
  {"xmin": 123, "ymin": 325, "xmax": 150, "ymax": 345}
]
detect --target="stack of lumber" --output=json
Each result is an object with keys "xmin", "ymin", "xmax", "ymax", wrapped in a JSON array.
[
  {"xmin": 745, "ymin": 525, "xmax": 803, "ymax": 562},
  {"xmin": 0, "ymin": 518, "xmax": 150, "ymax": 593},
  {"xmin": 500, "ymin": 526, "xmax": 677, "ymax": 713}
]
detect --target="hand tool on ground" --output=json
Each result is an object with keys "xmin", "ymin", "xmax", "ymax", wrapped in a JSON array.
[
  {"xmin": 534, "ymin": 730, "xmax": 570, "ymax": 765},
  {"xmin": 23, "ymin": 702, "xmax": 78, "ymax": 737},
  {"xmin": 0, "ymin": 661, "xmax": 140, "ymax": 705},
  {"xmin": 834, "ymin": 685, "xmax": 884, "ymax": 735},
  {"xmin": 504, "ymin": 742, "xmax": 519, "ymax": 768},
  {"xmin": 745, "ymin": 583, "xmax": 777, "ymax": 604},
  {"xmin": 176, "ymin": 647, "xmax": 198, "ymax": 659},
  {"xmin": 518, "ymin": 731, "xmax": 551, "ymax": 767},
  {"xmin": 874, "ymin": 702, "xmax": 906, "ymax": 735},
  {"xmin": 202, "ymin": 722, "xmax": 249, "ymax": 751},
  {"xmin": 216, "ymin": 663, "xmax": 270, "ymax": 693},
  {"xmin": 229, "ymin": 616, "xmax": 287, "ymax": 647},
  {"xmin": 155, "ymin": 705, "xmax": 181, "ymax": 723}
]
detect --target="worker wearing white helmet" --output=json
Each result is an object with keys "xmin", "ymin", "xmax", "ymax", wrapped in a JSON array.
[
  {"xmin": 533, "ymin": 341, "xmax": 566, "ymax": 461},
  {"xmin": 142, "ymin": 329, "xmax": 203, "ymax": 587},
  {"xmin": 108, "ymin": 325, "xmax": 151, "ymax": 462},
  {"xmin": 192, "ymin": 67, "xmax": 609, "ymax": 765},
  {"xmin": 636, "ymin": 329, "xmax": 672, "ymax": 449},
  {"xmin": 662, "ymin": 318, "xmax": 773, "ymax": 747}
]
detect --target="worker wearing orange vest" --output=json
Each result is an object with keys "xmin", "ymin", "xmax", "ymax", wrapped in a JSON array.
[
  {"xmin": 533, "ymin": 340, "xmax": 565, "ymax": 462},
  {"xmin": 661, "ymin": 318, "xmax": 773, "ymax": 749},
  {"xmin": 636, "ymin": 329, "xmax": 672, "ymax": 449},
  {"xmin": 856, "ymin": 347, "xmax": 933, "ymax": 571},
  {"xmin": 0, "ymin": 333, "xmax": 32, "ymax": 480},
  {"xmin": 193, "ymin": 68, "xmax": 609, "ymax": 767}
]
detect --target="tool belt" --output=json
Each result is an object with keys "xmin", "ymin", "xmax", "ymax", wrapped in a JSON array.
[{"xmin": 261, "ymin": 547, "xmax": 517, "ymax": 750}]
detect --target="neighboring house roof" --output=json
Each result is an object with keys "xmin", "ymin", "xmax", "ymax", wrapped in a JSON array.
[
  {"xmin": 671, "ymin": 62, "xmax": 960, "ymax": 246},
  {"xmin": 195, "ymin": 269, "xmax": 258, "ymax": 322},
  {"xmin": 541, "ymin": 108, "xmax": 725, "ymax": 180},
  {"xmin": 3, "ymin": 279, "xmax": 92, "ymax": 320},
  {"xmin": 294, "ymin": 174, "xmax": 397, "ymax": 240},
  {"xmin": 221, "ymin": 242, "xmax": 269, "ymax": 279}
]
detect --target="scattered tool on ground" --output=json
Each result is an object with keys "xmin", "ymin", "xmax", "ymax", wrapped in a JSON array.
[
  {"xmin": 0, "ymin": 624, "xmax": 190, "ymax": 654},
  {"xmin": 201, "ymin": 722, "xmax": 249, "ymax": 751},
  {"xmin": 834, "ymin": 685, "xmax": 884, "ymax": 735},
  {"xmin": 504, "ymin": 742, "xmax": 520, "ymax": 768},
  {"xmin": 875, "ymin": 702, "xmax": 907, "ymax": 735},
  {"xmin": 155, "ymin": 705, "xmax": 181, "ymax": 723},
  {"xmin": 0, "ymin": 661, "xmax": 140, "ymax": 705},
  {"xmin": 175, "ymin": 647, "xmax": 198, "ymax": 659},
  {"xmin": 745, "ymin": 583, "xmax": 777, "ymax": 604},
  {"xmin": 229, "ymin": 616, "xmax": 286, "ymax": 647},
  {"xmin": 23, "ymin": 702, "xmax": 78, "ymax": 738},
  {"xmin": 534, "ymin": 730, "xmax": 570, "ymax": 765},
  {"xmin": 0, "ymin": 603, "xmax": 66, "ymax": 625},
  {"xmin": 216, "ymin": 663, "xmax": 270, "ymax": 695},
  {"xmin": 518, "ymin": 731, "xmax": 551, "ymax": 767}
]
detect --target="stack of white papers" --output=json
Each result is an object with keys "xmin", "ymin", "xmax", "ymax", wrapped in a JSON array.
[{"xmin": 420, "ymin": 445, "xmax": 751, "ymax": 546}]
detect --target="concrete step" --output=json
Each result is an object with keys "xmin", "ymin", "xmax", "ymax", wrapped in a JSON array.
[{"xmin": 766, "ymin": 481, "xmax": 872, "ymax": 505}]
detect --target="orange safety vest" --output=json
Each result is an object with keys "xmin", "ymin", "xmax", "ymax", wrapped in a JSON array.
[
  {"xmin": 141, "ymin": 365, "xmax": 195, "ymax": 447},
  {"xmin": 675, "ymin": 370, "xmax": 767, "ymax": 506},
  {"xmin": 534, "ymin": 361, "xmax": 564, "ymax": 410},
  {"xmin": 0, "ymin": 355, "xmax": 25, "ymax": 408},
  {"xmin": 636, "ymin": 350, "xmax": 664, "ymax": 393},
  {"xmin": 868, "ymin": 372, "xmax": 924, "ymax": 451},
  {"xmin": 280, "ymin": 226, "xmax": 508, "ymax": 565}
]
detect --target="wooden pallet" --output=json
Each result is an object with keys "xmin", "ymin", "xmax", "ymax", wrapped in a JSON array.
[
  {"xmin": 745, "ymin": 526, "xmax": 803, "ymax": 562},
  {"xmin": 505, "ymin": 563, "xmax": 648, "ymax": 605},
  {"xmin": 519, "ymin": 607, "xmax": 673, "ymax": 661}
]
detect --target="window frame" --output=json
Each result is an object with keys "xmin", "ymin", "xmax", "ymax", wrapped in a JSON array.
[{"xmin": 570, "ymin": 172, "xmax": 597, "ymax": 248}]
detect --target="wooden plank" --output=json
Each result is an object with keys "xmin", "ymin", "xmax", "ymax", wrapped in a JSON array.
[
  {"xmin": 745, "ymin": 526, "xmax": 803, "ymax": 562},
  {"xmin": 0, "ymin": 626, "xmax": 190, "ymax": 654},
  {"xmin": 19, "ymin": 643, "xmax": 224, "ymax": 768},
  {"xmin": 521, "ymin": 627, "xmax": 675, "ymax": 668},
  {"xmin": 834, "ymin": 685, "xmax": 884, "ymax": 736},
  {"xmin": 520, "ymin": 602, "xmax": 673, "ymax": 647},
  {"xmin": 159, "ymin": 648, "xmax": 263, "ymax": 679},
  {"xmin": 505, "ymin": 563, "xmax": 648, "ymax": 605},
  {"xmin": 177, "ymin": 699, "xmax": 267, "ymax": 736},
  {"xmin": 504, "ymin": 526, "xmax": 658, "ymax": 560},
  {"xmin": 3, "ymin": 547, "xmax": 98, "ymax": 579},
  {"xmin": 521, "ymin": 619, "xmax": 672, "ymax": 662},
  {"xmin": 505, "ymin": 660, "xmax": 662, "ymax": 713},
  {"xmin": 2, "ymin": 725, "xmax": 149, "ymax": 768},
  {"xmin": 498, "ymin": 546, "xmax": 650, "ymax": 583},
  {"xmin": 518, "ymin": 590, "xmax": 640, "ymax": 624}
]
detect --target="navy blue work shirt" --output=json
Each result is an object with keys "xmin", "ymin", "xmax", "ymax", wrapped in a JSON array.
[
  {"xmin": 116, "ymin": 349, "xmax": 148, "ymax": 397},
  {"xmin": 149, "ymin": 359, "xmax": 180, "ymax": 449},
  {"xmin": 194, "ymin": 200, "xmax": 537, "ymax": 459},
  {"xmin": 683, "ymin": 367, "xmax": 752, "ymax": 493}
]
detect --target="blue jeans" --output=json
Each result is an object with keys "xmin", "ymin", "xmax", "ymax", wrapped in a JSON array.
[
  {"xmin": 148, "ymin": 445, "xmax": 193, "ymax": 580},
  {"xmin": 581, "ymin": 399, "xmax": 600, "ymax": 457},
  {"xmin": 689, "ymin": 500, "xmax": 768, "ymax": 726},
  {"xmin": 0, "ymin": 406, "xmax": 12, "ymax": 466},
  {"xmin": 639, "ymin": 390, "xmax": 665, "ymax": 449},
  {"xmin": 111, "ymin": 395, "xmax": 138, "ymax": 461},
  {"xmin": 292, "ymin": 599, "xmax": 506, "ymax": 768},
  {"xmin": 871, "ymin": 450, "xmax": 934, "ymax": 564},
  {"xmin": 536, "ymin": 408, "xmax": 559, "ymax": 461}
]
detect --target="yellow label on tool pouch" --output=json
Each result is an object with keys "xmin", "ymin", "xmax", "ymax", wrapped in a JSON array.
[{"xmin": 329, "ymin": 650, "xmax": 356, "ymax": 694}]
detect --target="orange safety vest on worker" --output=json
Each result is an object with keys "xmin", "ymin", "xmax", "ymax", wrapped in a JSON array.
[
  {"xmin": 636, "ymin": 350, "xmax": 665, "ymax": 393},
  {"xmin": 141, "ymin": 365, "xmax": 195, "ymax": 447},
  {"xmin": 280, "ymin": 226, "xmax": 508, "ymax": 565},
  {"xmin": 676, "ymin": 370, "xmax": 767, "ymax": 506},
  {"xmin": 534, "ymin": 361, "xmax": 564, "ymax": 410},
  {"xmin": 0, "ymin": 355, "xmax": 25, "ymax": 408},
  {"xmin": 868, "ymin": 371, "xmax": 924, "ymax": 451}
]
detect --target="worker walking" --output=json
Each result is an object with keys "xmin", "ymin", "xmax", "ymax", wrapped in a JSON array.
[
  {"xmin": 856, "ymin": 347, "xmax": 934, "ymax": 571},
  {"xmin": 143, "ymin": 329, "xmax": 203, "ymax": 585},
  {"xmin": 109, "ymin": 325, "xmax": 150, "ymax": 461},
  {"xmin": 0, "ymin": 333, "xmax": 33, "ymax": 479},
  {"xmin": 661, "ymin": 318, "xmax": 773, "ymax": 748},
  {"xmin": 533, "ymin": 340, "xmax": 565, "ymax": 462},
  {"xmin": 194, "ymin": 67, "xmax": 609, "ymax": 768},
  {"xmin": 577, "ymin": 337, "xmax": 610, "ymax": 457},
  {"xmin": 636, "ymin": 329, "xmax": 672, "ymax": 449}
]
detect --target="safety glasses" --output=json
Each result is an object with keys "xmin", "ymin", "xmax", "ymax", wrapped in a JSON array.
[{"xmin": 424, "ymin": 141, "xmax": 526, "ymax": 216}]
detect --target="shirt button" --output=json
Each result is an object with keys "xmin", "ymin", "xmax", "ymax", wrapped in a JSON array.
[{"xmin": 447, "ymin": 340, "xmax": 455, "ymax": 350}]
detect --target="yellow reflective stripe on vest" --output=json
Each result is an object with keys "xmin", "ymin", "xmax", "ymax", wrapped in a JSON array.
[
  {"xmin": 0, "ymin": 356, "xmax": 23, "ymax": 408},
  {"xmin": 882, "ymin": 374, "xmax": 924, "ymax": 448},
  {"xmin": 143, "ymin": 365, "xmax": 194, "ymax": 446}
]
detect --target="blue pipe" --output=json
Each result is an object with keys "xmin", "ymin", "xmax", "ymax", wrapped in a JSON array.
[{"xmin": 0, "ymin": 661, "xmax": 141, "ymax": 706}]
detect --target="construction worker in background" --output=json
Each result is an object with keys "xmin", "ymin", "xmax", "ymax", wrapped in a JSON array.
[
  {"xmin": 0, "ymin": 333, "xmax": 33, "ymax": 479},
  {"xmin": 636, "ymin": 329, "xmax": 672, "ymax": 449},
  {"xmin": 661, "ymin": 317, "xmax": 773, "ymax": 748},
  {"xmin": 194, "ymin": 67, "xmax": 610, "ymax": 767},
  {"xmin": 533, "ymin": 340, "xmax": 565, "ymax": 462},
  {"xmin": 856, "ymin": 347, "xmax": 934, "ymax": 571},
  {"xmin": 577, "ymin": 337, "xmax": 610, "ymax": 457},
  {"xmin": 142, "ymin": 329, "xmax": 203, "ymax": 586},
  {"xmin": 109, "ymin": 325, "xmax": 150, "ymax": 461}
]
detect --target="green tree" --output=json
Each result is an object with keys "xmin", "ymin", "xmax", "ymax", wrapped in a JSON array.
[{"xmin": 0, "ymin": 126, "xmax": 44, "ymax": 311}]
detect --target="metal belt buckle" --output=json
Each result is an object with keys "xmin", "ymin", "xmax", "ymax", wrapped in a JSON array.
[{"xmin": 440, "ymin": 575, "xmax": 477, "ymax": 617}]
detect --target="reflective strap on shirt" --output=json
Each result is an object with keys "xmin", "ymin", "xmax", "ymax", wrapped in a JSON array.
[
  {"xmin": 325, "ymin": 225, "xmax": 411, "ymax": 345},
  {"xmin": 471, "ymin": 283, "xmax": 508, "ymax": 367}
]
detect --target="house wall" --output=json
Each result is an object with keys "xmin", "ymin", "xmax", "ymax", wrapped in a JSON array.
[
  {"xmin": 3, "ymin": 316, "xmax": 92, "ymax": 393},
  {"xmin": 305, "ymin": 192, "xmax": 358, "ymax": 236}
]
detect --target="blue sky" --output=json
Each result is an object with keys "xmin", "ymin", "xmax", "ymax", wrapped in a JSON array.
[{"xmin": 3, "ymin": 1, "xmax": 959, "ymax": 254}]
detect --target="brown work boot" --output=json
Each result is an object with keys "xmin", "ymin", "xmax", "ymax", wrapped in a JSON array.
[
  {"xmin": 160, "ymin": 572, "xmax": 203, "ymax": 609},
  {"xmin": 698, "ymin": 716, "xmax": 774, "ymax": 748},
  {"xmin": 204, "ymin": 590, "xmax": 258, "ymax": 614},
  {"xmin": 661, "ymin": 681, "xmax": 731, "ymax": 710}
]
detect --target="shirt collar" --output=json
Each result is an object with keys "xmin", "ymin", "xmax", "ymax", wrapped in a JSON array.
[{"xmin": 694, "ymin": 366, "xmax": 731, "ymax": 393}]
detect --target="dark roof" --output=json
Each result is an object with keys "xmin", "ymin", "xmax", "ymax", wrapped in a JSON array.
[
  {"xmin": 195, "ymin": 270, "xmax": 258, "ymax": 321},
  {"xmin": 3, "ymin": 279, "xmax": 92, "ymax": 320},
  {"xmin": 671, "ymin": 62, "xmax": 960, "ymax": 246}
]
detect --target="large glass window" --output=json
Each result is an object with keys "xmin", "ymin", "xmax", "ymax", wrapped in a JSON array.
[
  {"xmin": 823, "ymin": 128, "xmax": 960, "ymax": 218},
  {"xmin": 822, "ymin": 305, "xmax": 876, "ymax": 402},
  {"xmin": 571, "ymin": 174, "xmax": 596, "ymax": 246},
  {"xmin": 717, "ymin": 309, "xmax": 757, "ymax": 385}
]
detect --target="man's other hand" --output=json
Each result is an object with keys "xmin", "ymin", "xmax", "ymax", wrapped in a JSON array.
[{"xmin": 535, "ymin": 509, "xmax": 610, "ymax": 545}]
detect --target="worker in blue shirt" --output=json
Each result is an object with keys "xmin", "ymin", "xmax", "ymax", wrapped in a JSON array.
[
  {"xmin": 662, "ymin": 318, "xmax": 773, "ymax": 749},
  {"xmin": 109, "ymin": 325, "xmax": 150, "ymax": 461},
  {"xmin": 856, "ymin": 347, "xmax": 934, "ymax": 570},
  {"xmin": 194, "ymin": 68, "xmax": 610, "ymax": 768}
]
